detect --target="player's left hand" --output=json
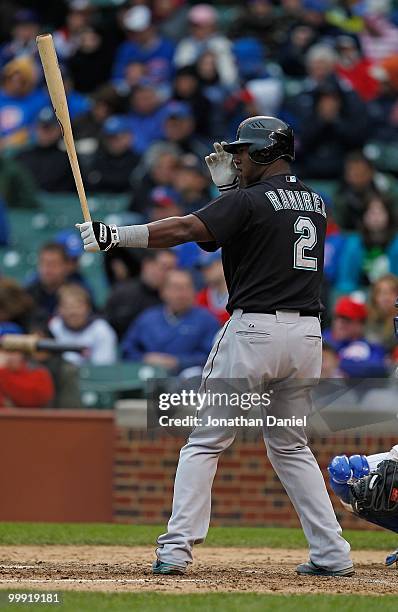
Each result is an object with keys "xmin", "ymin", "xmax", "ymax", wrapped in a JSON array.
[
  {"xmin": 205, "ymin": 142, "xmax": 239, "ymax": 192},
  {"xmin": 75, "ymin": 221, "xmax": 120, "ymax": 252}
]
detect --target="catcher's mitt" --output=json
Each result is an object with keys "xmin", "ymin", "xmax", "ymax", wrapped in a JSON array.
[{"xmin": 349, "ymin": 459, "xmax": 398, "ymax": 518}]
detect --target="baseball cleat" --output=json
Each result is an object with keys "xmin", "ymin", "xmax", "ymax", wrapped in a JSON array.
[
  {"xmin": 296, "ymin": 561, "xmax": 355, "ymax": 577},
  {"xmin": 152, "ymin": 560, "xmax": 186, "ymax": 575}
]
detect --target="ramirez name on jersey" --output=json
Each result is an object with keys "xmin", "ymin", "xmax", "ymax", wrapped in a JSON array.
[{"xmin": 264, "ymin": 185, "xmax": 327, "ymax": 217}]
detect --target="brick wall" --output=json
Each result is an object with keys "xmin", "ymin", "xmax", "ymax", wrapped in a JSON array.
[{"xmin": 114, "ymin": 428, "xmax": 397, "ymax": 529}]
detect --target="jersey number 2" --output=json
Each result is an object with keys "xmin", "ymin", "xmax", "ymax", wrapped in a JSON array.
[{"xmin": 293, "ymin": 216, "xmax": 317, "ymax": 271}]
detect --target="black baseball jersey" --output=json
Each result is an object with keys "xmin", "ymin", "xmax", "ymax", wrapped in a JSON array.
[{"xmin": 193, "ymin": 174, "xmax": 326, "ymax": 315}]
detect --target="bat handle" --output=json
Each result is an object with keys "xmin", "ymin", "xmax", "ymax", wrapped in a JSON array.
[{"xmin": 80, "ymin": 194, "xmax": 92, "ymax": 223}]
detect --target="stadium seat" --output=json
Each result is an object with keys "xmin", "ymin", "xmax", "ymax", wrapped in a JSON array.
[
  {"xmin": 364, "ymin": 142, "xmax": 398, "ymax": 175},
  {"xmin": 79, "ymin": 362, "xmax": 167, "ymax": 408},
  {"xmin": 38, "ymin": 192, "xmax": 131, "ymax": 218}
]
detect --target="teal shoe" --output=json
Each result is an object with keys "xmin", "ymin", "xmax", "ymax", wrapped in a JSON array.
[
  {"xmin": 152, "ymin": 560, "xmax": 186, "ymax": 575},
  {"xmin": 296, "ymin": 561, "xmax": 354, "ymax": 577}
]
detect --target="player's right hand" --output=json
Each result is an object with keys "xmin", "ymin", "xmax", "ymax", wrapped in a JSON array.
[
  {"xmin": 205, "ymin": 142, "xmax": 239, "ymax": 192},
  {"xmin": 75, "ymin": 221, "xmax": 120, "ymax": 252}
]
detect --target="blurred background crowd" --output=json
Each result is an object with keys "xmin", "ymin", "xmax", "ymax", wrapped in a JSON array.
[{"xmin": 1, "ymin": 0, "xmax": 398, "ymax": 409}]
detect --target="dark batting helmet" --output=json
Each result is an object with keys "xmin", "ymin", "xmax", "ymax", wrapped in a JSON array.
[{"xmin": 223, "ymin": 116, "xmax": 295, "ymax": 165}]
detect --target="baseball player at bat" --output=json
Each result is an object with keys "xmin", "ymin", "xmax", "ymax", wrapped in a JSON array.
[{"xmin": 76, "ymin": 116, "xmax": 353, "ymax": 577}]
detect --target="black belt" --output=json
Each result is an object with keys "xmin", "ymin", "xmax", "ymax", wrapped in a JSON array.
[{"xmin": 244, "ymin": 310, "xmax": 320, "ymax": 317}]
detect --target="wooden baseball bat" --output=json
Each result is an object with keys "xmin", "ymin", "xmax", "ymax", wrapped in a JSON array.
[
  {"xmin": 36, "ymin": 33, "xmax": 91, "ymax": 222},
  {"xmin": 1, "ymin": 334, "xmax": 87, "ymax": 353}
]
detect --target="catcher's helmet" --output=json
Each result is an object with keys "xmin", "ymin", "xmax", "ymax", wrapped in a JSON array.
[{"xmin": 223, "ymin": 116, "xmax": 294, "ymax": 165}]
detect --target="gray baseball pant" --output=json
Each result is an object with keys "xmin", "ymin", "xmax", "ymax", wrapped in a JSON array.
[{"xmin": 156, "ymin": 309, "xmax": 352, "ymax": 570}]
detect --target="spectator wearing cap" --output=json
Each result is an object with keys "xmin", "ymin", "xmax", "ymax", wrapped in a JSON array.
[
  {"xmin": 172, "ymin": 154, "xmax": 211, "ymax": 212},
  {"xmin": 148, "ymin": 186, "xmax": 183, "ymax": 222},
  {"xmin": 0, "ymin": 9, "xmax": 40, "ymax": 69},
  {"xmin": 128, "ymin": 83, "xmax": 168, "ymax": 154},
  {"xmin": 163, "ymin": 101, "xmax": 209, "ymax": 159},
  {"xmin": 0, "ymin": 56, "xmax": 47, "ymax": 151},
  {"xmin": 49, "ymin": 284, "xmax": 117, "ymax": 367},
  {"xmin": 174, "ymin": 4, "xmax": 238, "ymax": 88},
  {"xmin": 105, "ymin": 249, "xmax": 177, "ymax": 339},
  {"xmin": 336, "ymin": 193, "xmax": 398, "ymax": 294},
  {"xmin": 323, "ymin": 297, "xmax": 387, "ymax": 378},
  {"xmin": 112, "ymin": 5, "xmax": 175, "ymax": 86},
  {"xmin": 86, "ymin": 115, "xmax": 139, "ymax": 193},
  {"xmin": 368, "ymin": 55, "xmax": 398, "ymax": 144},
  {"xmin": 16, "ymin": 107, "xmax": 75, "ymax": 192},
  {"xmin": 121, "ymin": 269, "xmax": 220, "ymax": 373},
  {"xmin": 196, "ymin": 252, "xmax": 229, "ymax": 325},
  {"xmin": 0, "ymin": 322, "xmax": 54, "ymax": 409}
]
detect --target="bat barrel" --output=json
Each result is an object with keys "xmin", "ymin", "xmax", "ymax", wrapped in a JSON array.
[
  {"xmin": 37, "ymin": 340, "xmax": 87, "ymax": 353},
  {"xmin": 36, "ymin": 33, "xmax": 91, "ymax": 222}
]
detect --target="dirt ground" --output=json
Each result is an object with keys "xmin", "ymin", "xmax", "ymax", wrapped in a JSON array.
[{"xmin": 0, "ymin": 546, "xmax": 397, "ymax": 595}]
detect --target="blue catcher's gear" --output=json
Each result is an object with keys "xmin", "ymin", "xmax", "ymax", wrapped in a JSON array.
[
  {"xmin": 386, "ymin": 549, "xmax": 398, "ymax": 567},
  {"xmin": 328, "ymin": 455, "xmax": 351, "ymax": 484},
  {"xmin": 328, "ymin": 454, "xmax": 369, "ymax": 483},
  {"xmin": 328, "ymin": 454, "xmax": 370, "ymax": 505},
  {"xmin": 349, "ymin": 454, "xmax": 370, "ymax": 480}
]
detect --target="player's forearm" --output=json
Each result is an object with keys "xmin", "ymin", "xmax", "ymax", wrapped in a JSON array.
[
  {"xmin": 119, "ymin": 215, "xmax": 212, "ymax": 248},
  {"xmin": 148, "ymin": 216, "xmax": 194, "ymax": 247},
  {"xmin": 76, "ymin": 214, "xmax": 213, "ymax": 252}
]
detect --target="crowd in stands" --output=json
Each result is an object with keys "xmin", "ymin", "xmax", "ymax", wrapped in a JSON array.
[{"xmin": 1, "ymin": 0, "xmax": 398, "ymax": 408}]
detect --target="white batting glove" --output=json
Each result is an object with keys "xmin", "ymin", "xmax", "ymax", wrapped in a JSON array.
[
  {"xmin": 205, "ymin": 141, "xmax": 239, "ymax": 192},
  {"xmin": 75, "ymin": 221, "xmax": 120, "ymax": 252}
]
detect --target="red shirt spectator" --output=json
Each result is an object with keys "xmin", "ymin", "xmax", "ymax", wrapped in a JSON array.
[
  {"xmin": 335, "ymin": 35, "xmax": 379, "ymax": 102},
  {"xmin": 0, "ymin": 323, "xmax": 54, "ymax": 408}
]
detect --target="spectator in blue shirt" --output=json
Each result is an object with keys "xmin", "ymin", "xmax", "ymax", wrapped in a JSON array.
[
  {"xmin": 112, "ymin": 6, "xmax": 175, "ymax": 87},
  {"xmin": 323, "ymin": 296, "xmax": 387, "ymax": 378},
  {"xmin": 336, "ymin": 193, "xmax": 398, "ymax": 295},
  {"xmin": 0, "ymin": 56, "xmax": 47, "ymax": 151},
  {"xmin": 128, "ymin": 83, "xmax": 168, "ymax": 154},
  {"xmin": 121, "ymin": 269, "xmax": 220, "ymax": 373}
]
